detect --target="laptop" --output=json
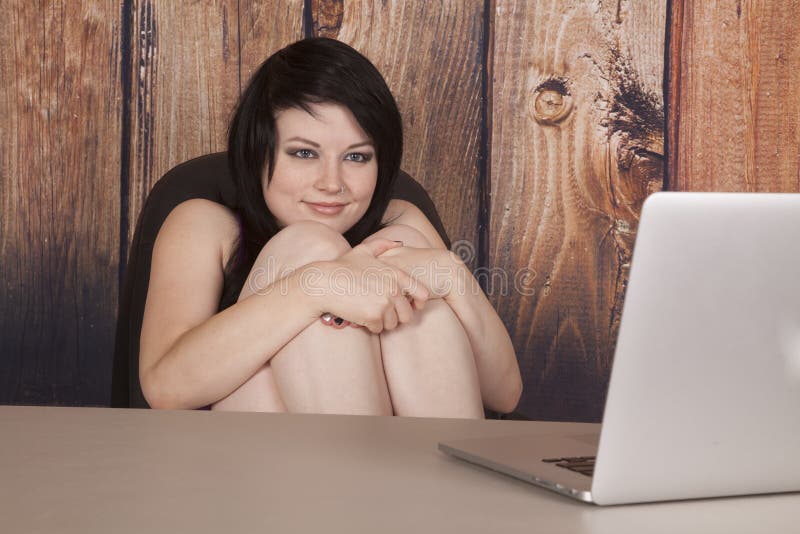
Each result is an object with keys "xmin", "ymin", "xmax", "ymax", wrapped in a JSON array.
[{"xmin": 439, "ymin": 192, "xmax": 800, "ymax": 505}]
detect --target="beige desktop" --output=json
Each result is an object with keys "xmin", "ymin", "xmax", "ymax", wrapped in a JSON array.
[{"xmin": 1, "ymin": 405, "xmax": 798, "ymax": 533}]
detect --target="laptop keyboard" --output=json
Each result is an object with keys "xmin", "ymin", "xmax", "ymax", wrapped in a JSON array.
[{"xmin": 542, "ymin": 456, "xmax": 596, "ymax": 477}]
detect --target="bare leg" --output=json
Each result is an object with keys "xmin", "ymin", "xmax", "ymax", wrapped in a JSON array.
[
  {"xmin": 213, "ymin": 221, "xmax": 392, "ymax": 415},
  {"xmin": 364, "ymin": 224, "xmax": 485, "ymax": 419}
]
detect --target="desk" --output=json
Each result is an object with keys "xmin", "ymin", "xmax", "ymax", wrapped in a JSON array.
[{"xmin": 0, "ymin": 406, "xmax": 796, "ymax": 533}]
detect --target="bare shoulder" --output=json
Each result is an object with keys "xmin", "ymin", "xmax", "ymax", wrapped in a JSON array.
[
  {"xmin": 141, "ymin": 199, "xmax": 239, "ymax": 378},
  {"xmin": 381, "ymin": 199, "xmax": 447, "ymax": 249},
  {"xmin": 158, "ymin": 198, "xmax": 240, "ymax": 270},
  {"xmin": 381, "ymin": 198, "xmax": 413, "ymax": 224}
]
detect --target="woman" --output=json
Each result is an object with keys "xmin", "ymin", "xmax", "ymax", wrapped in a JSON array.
[{"xmin": 139, "ymin": 38, "xmax": 521, "ymax": 417}]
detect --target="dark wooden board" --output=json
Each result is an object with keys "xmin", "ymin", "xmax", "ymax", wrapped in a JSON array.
[{"xmin": 0, "ymin": 1, "xmax": 122, "ymax": 405}]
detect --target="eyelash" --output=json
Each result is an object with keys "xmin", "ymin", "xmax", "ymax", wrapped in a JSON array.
[
  {"xmin": 289, "ymin": 148, "xmax": 316, "ymax": 159},
  {"xmin": 345, "ymin": 152, "xmax": 373, "ymax": 163},
  {"xmin": 287, "ymin": 149, "xmax": 373, "ymax": 163}
]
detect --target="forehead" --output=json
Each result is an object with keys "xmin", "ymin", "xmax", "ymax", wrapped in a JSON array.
[{"xmin": 274, "ymin": 103, "xmax": 370, "ymax": 143}]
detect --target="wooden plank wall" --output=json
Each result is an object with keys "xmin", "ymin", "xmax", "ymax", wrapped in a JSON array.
[
  {"xmin": 670, "ymin": 0, "xmax": 800, "ymax": 192},
  {"xmin": 2, "ymin": 0, "xmax": 798, "ymax": 420},
  {"xmin": 491, "ymin": 0, "xmax": 666, "ymax": 421},
  {"xmin": 126, "ymin": 0, "xmax": 304, "ymax": 247},
  {"xmin": 0, "ymin": 2, "xmax": 122, "ymax": 405}
]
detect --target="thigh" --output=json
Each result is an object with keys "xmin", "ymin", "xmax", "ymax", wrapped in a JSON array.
[
  {"xmin": 379, "ymin": 298, "xmax": 483, "ymax": 418},
  {"xmin": 367, "ymin": 225, "xmax": 483, "ymax": 417},
  {"xmin": 261, "ymin": 227, "xmax": 392, "ymax": 415},
  {"xmin": 212, "ymin": 222, "xmax": 352, "ymax": 412}
]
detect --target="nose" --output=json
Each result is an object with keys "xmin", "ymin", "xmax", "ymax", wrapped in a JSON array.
[{"xmin": 313, "ymin": 159, "xmax": 345, "ymax": 194}]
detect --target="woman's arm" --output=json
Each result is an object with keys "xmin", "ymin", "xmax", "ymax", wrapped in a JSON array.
[
  {"xmin": 139, "ymin": 200, "xmax": 322, "ymax": 410},
  {"xmin": 442, "ymin": 259, "xmax": 523, "ymax": 413}
]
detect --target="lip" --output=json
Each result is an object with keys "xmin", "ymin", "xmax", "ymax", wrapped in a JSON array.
[{"xmin": 304, "ymin": 201, "xmax": 348, "ymax": 215}]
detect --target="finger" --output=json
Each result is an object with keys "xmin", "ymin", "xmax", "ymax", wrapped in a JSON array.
[
  {"xmin": 376, "ymin": 246, "xmax": 404, "ymax": 259},
  {"xmin": 357, "ymin": 237, "xmax": 402, "ymax": 258},
  {"xmin": 392, "ymin": 294, "xmax": 414, "ymax": 324},
  {"xmin": 365, "ymin": 319, "xmax": 383, "ymax": 334},
  {"xmin": 382, "ymin": 305, "xmax": 399, "ymax": 331},
  {"xmin": 393, "ymin": 268, "xmax": 430, "ymax": 309},
  {"xmin": 409, "ymin": 291, "xmax": 426, "ymax": 310}
]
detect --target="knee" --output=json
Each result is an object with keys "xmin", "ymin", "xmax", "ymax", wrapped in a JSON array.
[{"xmin": 260, "ymin": 221, "xmax": 351, "ymax": 266}]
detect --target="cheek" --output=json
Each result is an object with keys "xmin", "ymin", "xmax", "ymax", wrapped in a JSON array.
[
  {"xmin": 352, "ymin": 180, "xmax": 378, "ymax": 223},
  {"xmin": 262, "ymin": 175, "xmax": 301, "ymax": 225},
  {"xmin": 354, "ymin": 181, "xmax": 377, "ymax": 202},
  {"xmin": 264, "ymin": 166, "xmax": 303, "ymax": 201},
  {"xmin": 353, "ymin": 166, "xmax": 379, "ymax": 200}
]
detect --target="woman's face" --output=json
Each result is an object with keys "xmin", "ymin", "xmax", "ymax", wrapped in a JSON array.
[{"xmin": 263, "ymin": 102, "xmax": 378, "ymax": 234}]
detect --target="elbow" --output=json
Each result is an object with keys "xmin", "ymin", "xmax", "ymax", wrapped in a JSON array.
[
  {"xmin": 140, "ymin": 367, "xmax": 180, "ymax": 410},
  {"xmin": 487, "ymin": 372, "xmax": 523, "ymax": 415},
  {"xmin": 495, "ymin": 349, "xmax": 524, "ymax": 414},
  {"xmin": 499, "ymin": 375, "xmax": 524, "ymax": 415}
]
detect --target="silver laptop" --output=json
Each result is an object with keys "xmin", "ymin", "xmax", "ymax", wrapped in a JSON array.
[{"xmin": 439, "ymin": 192, "xmax": 800, "ymax": 505}]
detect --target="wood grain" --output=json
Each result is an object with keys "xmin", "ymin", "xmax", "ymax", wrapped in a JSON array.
[
  {"xmin": 309, "ymin": 0, "xmax": 344, "ymax": 39},
  {"xmin": 126, "ymin": 0, "xmax": 305, "ymax": 251},
  {"xmin": 674, "ymin": 0, "xmax": 800, "ymax": 192},
  {"xmin": 490, "ymin": 0, "xmax": 667, "ymax": 421},
  {"xmin": 238, "ymin": 1, "xmax": 305, "ymax": 90},
  {"xmin": 0, "ymin": 1, "xmax": 122, "ymax": 405},
  {"xmin": 126, "ymin": 0, "xmax": 240, "ymax": 248},
  {"xmin": 322, "ymin": 0, "xmax": 485, "ymax": 267}
]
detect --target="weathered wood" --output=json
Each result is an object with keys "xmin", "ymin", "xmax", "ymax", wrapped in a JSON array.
[
  {"xmin": 673, "ymin": 0, "xmax": 800, "ymax": 192},
  {"xmin": 321, "ymin": 0, "xmax": 485, "ymax": 267},
  {"xmin": 127, "ymin": 0, "xmax": 240, "ymax": 249},
  {"xmin": 239, "ymin": 1, "xmax": 305, "ymax": 89},
  {"xmin": 490, "ymin": 0, "xmax": 667, "ymax": 421},
  {"xmin": 666, "ymin": 0, "xmax": 684, "ymax": 190},
  {"xmin": 0, "ymin": 1, "xmax": 122, "ymax": 405},
  {"xmin": 127, "ymin": 0, "xmax": 305, "ymax": 253},
  {"xmin": 310, "ymin": 0, "xmax": 344, "ymax": 39}
]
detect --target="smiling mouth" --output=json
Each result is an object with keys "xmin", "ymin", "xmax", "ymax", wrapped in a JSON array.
[
  {"xmin": 304, "ymin": 201, "xmax": 347, "ymax": 215},
  {"xmin": 306, "ymin": 201, "xmax": 346, "ymax": 207}
]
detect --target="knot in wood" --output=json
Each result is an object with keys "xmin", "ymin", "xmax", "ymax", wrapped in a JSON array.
[{"xmin": 532, "ymin": 88, "xmax": 572, "ymax": 125}]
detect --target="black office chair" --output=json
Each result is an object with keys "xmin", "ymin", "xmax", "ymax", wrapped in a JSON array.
[{"xmin": 111, "ymin": 152, "xmax": 451, "ymax": 409}]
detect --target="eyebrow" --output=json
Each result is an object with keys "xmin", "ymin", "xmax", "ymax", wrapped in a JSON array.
[{"xmin": 284, "ymin": 137, "xmax": 374, "ymax": 150}]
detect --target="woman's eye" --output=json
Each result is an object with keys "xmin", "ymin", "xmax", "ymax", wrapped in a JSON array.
[
  {"xmin": 345, "ymin": 152, "xmax": 372, "ymax": 163},
  {"xmin": 290, "ymin": 149, "xmax": 316, "ymax": 159}
]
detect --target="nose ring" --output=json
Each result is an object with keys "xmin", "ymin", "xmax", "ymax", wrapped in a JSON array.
[{"xmin": 338, "ymin": 185, "xmax": 346, "ymax": 195}]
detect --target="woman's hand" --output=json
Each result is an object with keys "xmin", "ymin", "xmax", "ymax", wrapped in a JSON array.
[
  {"xmin": 376, "ymin": 245, "xmax": 466, "ymax": 300},
  {"xmin": 300, "ymin": 238, "xmax": 431, "ymax": 334}
]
